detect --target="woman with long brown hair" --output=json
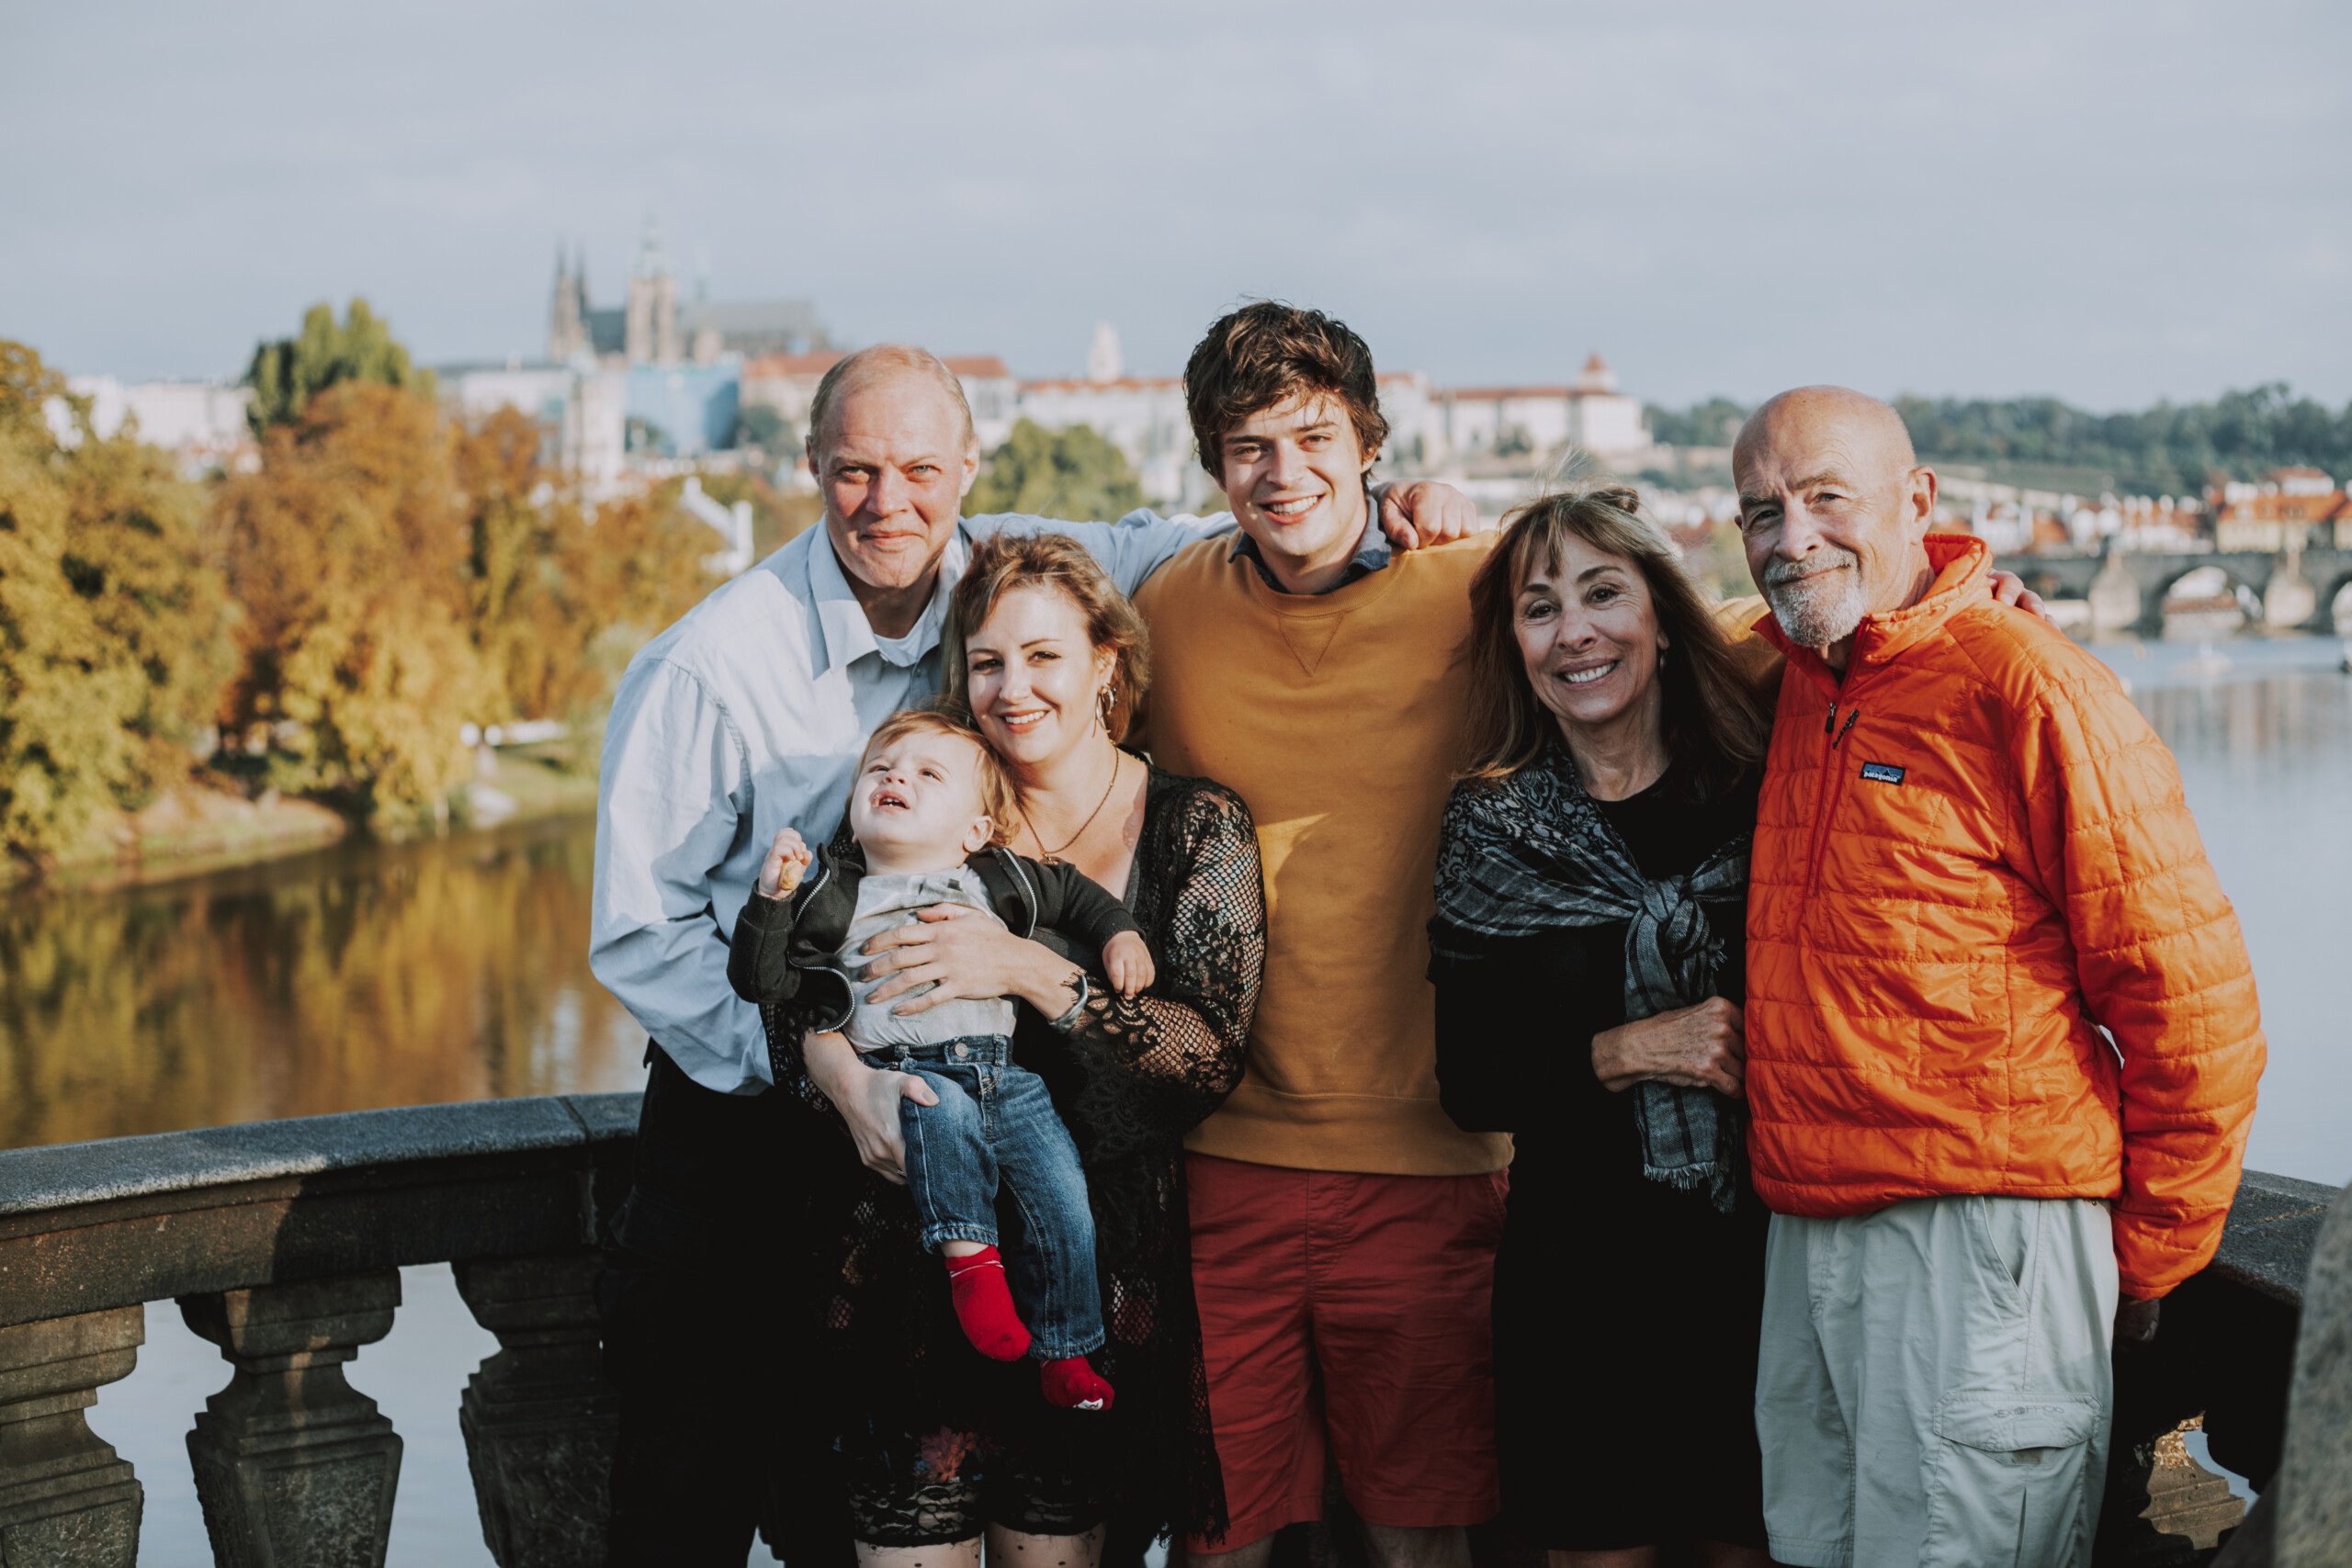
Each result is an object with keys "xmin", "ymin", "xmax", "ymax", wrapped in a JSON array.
[{"xmin": 1430, "ymin": 485, "xmax": 1780, "ymax": 1568}]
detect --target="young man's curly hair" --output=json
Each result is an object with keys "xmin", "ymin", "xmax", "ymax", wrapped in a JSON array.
[{"xmin": 1182, "ymin": 301, "xmax": 1392, "ymax": 482}]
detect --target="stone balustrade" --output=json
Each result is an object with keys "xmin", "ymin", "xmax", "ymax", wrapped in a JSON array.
[
  {"xmin": 0, "ymin": 1094, "xmax": 635, "ymax": 1566},
  {"xmin": 0, "ymin": 1095, "xmax": 2340, "ymax": 1567}
]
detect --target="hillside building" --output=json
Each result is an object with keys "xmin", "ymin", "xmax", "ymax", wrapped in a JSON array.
[{"xmin": 2213, "ymin": 468, "xmax": 2351, "ymax": 551}]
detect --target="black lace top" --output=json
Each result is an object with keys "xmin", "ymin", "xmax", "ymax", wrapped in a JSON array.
[{"xmin": 762, "ymin": 766, "xmax": 1264, "ymax": 1548}]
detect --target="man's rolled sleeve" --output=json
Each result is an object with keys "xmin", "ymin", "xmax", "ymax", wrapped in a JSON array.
[
  {"xmin": 590, "ymin": 657, "xmax": 770, "ymax": 1094},
  {"xmin": 2014, "ymin": 660, "xmax": 2266, "ymax": 1298}
]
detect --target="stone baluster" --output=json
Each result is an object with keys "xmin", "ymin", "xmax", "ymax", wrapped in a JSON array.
[
  {"xmin": 2278, "ymin": 1179, "xmax": 2352, "ymax": 1563},
  {"xmin": 453, "ymin": 1251, "xmax": 617, "ymax": 1567},
  {"xmin": 181, "ymin": 1269, "xmax": 403, "ymax": 1568},
  {"xmin": 0, "ymin": 1305, "xmax": 143, "ymax": 1566}
]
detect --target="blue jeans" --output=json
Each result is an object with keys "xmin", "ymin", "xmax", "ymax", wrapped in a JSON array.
[{"xmin": 863, "ymin": 1036, "xmax": 1103, "ymax": 1360}]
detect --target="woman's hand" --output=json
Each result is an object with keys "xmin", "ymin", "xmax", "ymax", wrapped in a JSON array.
[
  {"xmin": 801, "ymin": 1029, "xmax": 936, "ymax": 1185},
  {"xmin": 861, "ymin": 904, "xmax": 1083, "ymax": 1017},
  {"xmin": 1591, "ymin": 997, "xmax": 1747, "ymax": 1097}
]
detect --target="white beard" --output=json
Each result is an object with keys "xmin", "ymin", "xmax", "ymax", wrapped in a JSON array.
[{"xmin": 1764, "ymin": 556, "xmax": 1867, "ymax": 649}]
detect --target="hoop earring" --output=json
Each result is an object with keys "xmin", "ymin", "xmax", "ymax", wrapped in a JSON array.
[{"xmin": 1096, "ymin": 684, "xmax": 1115, "ymax": 734}]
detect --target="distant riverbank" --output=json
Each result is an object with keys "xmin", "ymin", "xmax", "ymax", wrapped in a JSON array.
[{"xmin": 3, "ymin": 754, "xmax": 600, "ymax": 895}]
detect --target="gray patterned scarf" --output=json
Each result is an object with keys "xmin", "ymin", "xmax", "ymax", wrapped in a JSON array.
[{"xmin": 1430, "ymin": 744, "xmax": 1750, "ymax": 1213}]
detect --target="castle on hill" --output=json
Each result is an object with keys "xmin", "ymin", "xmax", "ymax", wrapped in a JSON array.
[{"xmin": 545, "ymin": 220, "xmax": 826, "ymax": 367}]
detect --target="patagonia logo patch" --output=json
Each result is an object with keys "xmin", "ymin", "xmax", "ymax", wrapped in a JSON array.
[{"xmin": 1860, "ymin": 761, "xmax": 1906, "ymax": 784}]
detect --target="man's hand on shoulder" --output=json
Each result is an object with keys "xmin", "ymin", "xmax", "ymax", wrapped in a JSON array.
[
  {"xmin": 1989, "ymin": 568, "xmax": 2055, "ymax": 626},
  {"xmin": 1378, "ymin": 480, "xmax": 1487, "ymax": 549}
]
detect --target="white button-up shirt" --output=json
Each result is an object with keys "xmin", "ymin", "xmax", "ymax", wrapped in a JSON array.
[{"xmin": 588, "ymin": 510, "xmax": 1229, "ymax": 1094}]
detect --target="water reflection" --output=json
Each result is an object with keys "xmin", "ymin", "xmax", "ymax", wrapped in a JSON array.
[
  {"xmin": 1, "ymin": 647, "xmax": 2345, "ymax": 1189},
  {"xmin": 0, "ymin": 816, "xmax": 645, "ymax": 1150},
  {"xmin": 2110, "ymin": 647, "xmax": 2352, "ymax": 1188}
]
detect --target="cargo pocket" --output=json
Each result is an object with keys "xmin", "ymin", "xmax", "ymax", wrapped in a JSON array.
[{"xmin": 1921, "ymin": 1394, "xmax": 2100, "ymax": 1568}]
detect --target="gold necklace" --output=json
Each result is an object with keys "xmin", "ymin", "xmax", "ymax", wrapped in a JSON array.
[{"xmin": 1025, "ymin": 750, "xmax": 1123, "ymax": 864}]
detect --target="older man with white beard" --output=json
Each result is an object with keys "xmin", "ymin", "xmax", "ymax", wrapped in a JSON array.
[{"xmin": 1731, "ymin": 387, "xmax": 2263, "ymax": 1568}]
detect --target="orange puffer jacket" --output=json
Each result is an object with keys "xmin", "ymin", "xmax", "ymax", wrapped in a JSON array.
[{"xmin": 1745, "ymin": 534, "xmax": 2264, "ymax": 1299}]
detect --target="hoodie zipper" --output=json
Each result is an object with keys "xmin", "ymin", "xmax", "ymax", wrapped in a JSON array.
[{"xmin": 1803, "ymin": 699, "xmax": 1863, "ymax": 901}]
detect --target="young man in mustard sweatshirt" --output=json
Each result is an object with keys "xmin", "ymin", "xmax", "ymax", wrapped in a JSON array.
[{"xmin": 1134, "ymin": 305, "xmax": 1510, "ymax": 1568}]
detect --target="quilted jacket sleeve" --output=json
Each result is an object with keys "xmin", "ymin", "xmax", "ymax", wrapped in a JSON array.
[{"xmin": 2008, "ymin": 649, "xmax": 2265, "ymax": 1298}]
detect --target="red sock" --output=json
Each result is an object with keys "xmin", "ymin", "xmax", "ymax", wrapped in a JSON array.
[
  {"xmin": 1040, "ymin": 1356, "xmax": 1115, "ymax": 1412},
  {"xmin": 943, "ymin": 1247, "xmax": 1030, "ymax": 1360}
]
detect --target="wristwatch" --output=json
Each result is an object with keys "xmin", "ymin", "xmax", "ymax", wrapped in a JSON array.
[{"xmin": 1047, "ymin": 971, "xmax": 1090, "ymax": 1032}]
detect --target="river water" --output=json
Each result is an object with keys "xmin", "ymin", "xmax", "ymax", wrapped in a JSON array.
[
  {"xmin": 3, "ymin": 637, "xmax": 2344, "ymax": 1183},
  {"xmin": 3, "ymin": 637, "xmax": 2344, "ymax": 1566}
]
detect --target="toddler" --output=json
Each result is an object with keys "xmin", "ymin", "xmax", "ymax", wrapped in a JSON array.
[{"xmin": 729, "ymin": 705, "xmax": 1151, "ymax": 1411}]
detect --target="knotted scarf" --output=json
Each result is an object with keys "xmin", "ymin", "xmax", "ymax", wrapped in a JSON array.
[{"xmin": 1430, "ymin": 743, "xmax": 1751, "ymax": 1213}]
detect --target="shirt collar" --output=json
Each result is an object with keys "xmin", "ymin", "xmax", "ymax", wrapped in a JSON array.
[
  {"xmin": 806, "ymin": 525, "xmax": 967, "ymax": 675},
  {"xmin": 1227, "ymin": 487, "xmax": 1391, "ymax": 594}
]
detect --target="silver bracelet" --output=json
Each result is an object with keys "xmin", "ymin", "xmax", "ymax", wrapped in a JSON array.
[{"xmin": 1047, "ymin": 972, "xmax": 1090, "ymax": 1032}]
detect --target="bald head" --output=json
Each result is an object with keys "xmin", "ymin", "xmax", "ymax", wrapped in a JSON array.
[
  {"xmin": 1734, "ymin": 385, "xmax": 1938, "ymax": 667},
  {"xmin": 808, "ymin": 344, "xmax": 977, "ymax": 467},
  {"xmin": 1733, "ymin": 385, "xmax": 1916, "ymax": 491}
]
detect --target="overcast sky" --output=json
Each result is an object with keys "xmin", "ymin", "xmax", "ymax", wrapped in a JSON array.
[{"xmin": 9, "ymin": 0, "xmax": 2348, "ymax": 410}]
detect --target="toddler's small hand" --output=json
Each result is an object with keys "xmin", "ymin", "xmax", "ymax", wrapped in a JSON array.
[
  {"xmin": 757, "ymin": 828, "xmax": 813, "ymax": 898},
  {"xmin": 1103, "ymin": 931, "xmax": 1155, "ymax": 998}
]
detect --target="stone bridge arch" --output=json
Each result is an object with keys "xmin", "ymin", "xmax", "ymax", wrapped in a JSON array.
[
  {"xmin": 2149, "ymin": 563, "xmax": 2256, "ymax": 638},
  {"xmin": 2324, "ymin": 570, "xmax": 2352, "ymax": 634}
]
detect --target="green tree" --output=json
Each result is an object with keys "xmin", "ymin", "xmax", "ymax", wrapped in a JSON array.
[
  {"xmin": 0, "ymin": 342, "xmax": 235, "ymax": 866},
  {"xmin": 245, "ymin": 299, "xmax": 435, "ymax": 434},
  {"xmin": 1645, "ymin": 398, "xmax": 1749, "ymax": 448},
  {"xmin": 458, "ymin": 409, "xmax": 717, "ymax": 728},
  {"xmin": 1893, "ymin": 386, "xmax": 2352, "ymax": 496},
  {"xmin": 733, "ymin": 402, "xmax": 789, "ymax": 452},
  {"xmin": 966, "ymin": 419, "xmax": 1145, "ymax": 521}
]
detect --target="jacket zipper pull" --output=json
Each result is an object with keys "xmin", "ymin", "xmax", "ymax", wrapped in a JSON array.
[
  {"xmin": 1822, "ymin": 703, "xmax": 1838, "ymax": 737},
  {"xmin": 1831, "ymin": 708, "xmax": 1860, "ymax": 750}
]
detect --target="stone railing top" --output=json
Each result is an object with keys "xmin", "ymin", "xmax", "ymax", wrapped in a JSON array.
[
  {"xmin": 0, "ymin": 1093, "xmax": 640, "ymax": 1220},
  {"xmin": 2208, "ymin": 1168, "xmax": 2343, "ymax": 1307},
  {"xmin": 0, "ymin": 1092, "xmax": 643, "ymax": 1331}
]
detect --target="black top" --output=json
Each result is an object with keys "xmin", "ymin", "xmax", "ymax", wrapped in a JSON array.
[
  {"xmin": 762, "ymin": 766, "xmax": 1266, "ymax": 1545},
  {"xmin": 1428, "ymin": 762, "xmax": 1770, "ymax": 1550},
  {"xmin": 728, "ymin": 840, "xmax": 1145, "ymax": 1037},
  {"xmin": 1433, "ymin": 768, "xmax": 1759, "ymax": 1157}
]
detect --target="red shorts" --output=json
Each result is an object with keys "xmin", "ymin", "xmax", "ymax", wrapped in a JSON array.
[{"xmin": 1184, "ymin": 1152, "xmax": 1507, "ymax": 1551}]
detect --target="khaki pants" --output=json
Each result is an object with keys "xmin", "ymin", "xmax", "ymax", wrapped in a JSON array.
[{"xmin": 1756, "ymin": 1195, "xmax": 2118, "ymax": 1568}]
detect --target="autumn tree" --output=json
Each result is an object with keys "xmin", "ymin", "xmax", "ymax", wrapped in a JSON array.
[
  {"xmin": 458, "ymin": 408, "xmax": 717, "ymax": 728},
  {"xmin": 213, "ymin": 380, "xmax": 498, "ymax": 816},
  {"xmin": 245, "ymin": 299, "xmax": 435, "ymax": 434},
  {"xmin": 0, "ymin": 342, "xmax": 235, "ymax": 865},
  {"xmin": 966, "ymin": 419, "xmax": 1145, "ymax": 522}
]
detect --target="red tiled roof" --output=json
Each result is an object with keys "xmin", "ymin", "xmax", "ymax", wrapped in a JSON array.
[
  {"xmin": 1018, "ymin": 377, "xmax": 1183, "ymax": 392},
  {"xmin": 742, "ymin": 350, "xmax": 846, "ymax": 379},
  {"xmin": 943, "ymin": 355, "xmax": 1012, "ymax": 379},
  {"xmin": 1449, "ymin": 387, "xmax": 1574, "ymax": 401}
]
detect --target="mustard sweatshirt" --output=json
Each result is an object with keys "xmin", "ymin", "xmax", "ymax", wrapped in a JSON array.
[{"xmin": 1133, "ymin": 535, "xmax": 1512, "ymax": 1177}]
